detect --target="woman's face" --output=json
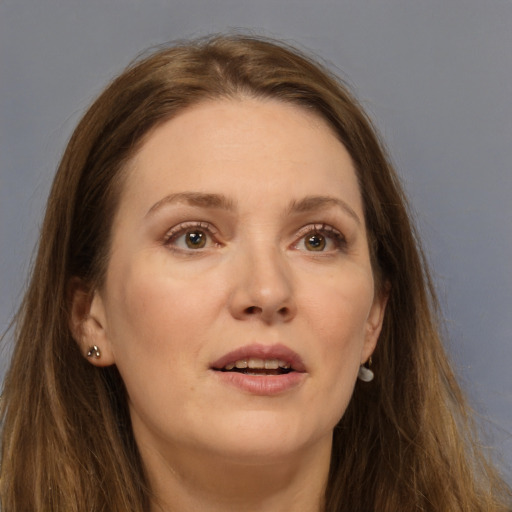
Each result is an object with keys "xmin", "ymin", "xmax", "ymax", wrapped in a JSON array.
[{"xmin": 83, "ymin": 98, "xmax": 386, "ymax": 464}]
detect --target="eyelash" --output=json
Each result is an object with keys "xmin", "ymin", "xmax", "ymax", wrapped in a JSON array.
[
  {"xmin": 292, "ymin": 223, "xmax": 347, "ymax": 253},
  {"xmin": 163, "ymin": 221, "xmax": 219, "ymax": 252},
  {"xmin": 162, "ymin": 222, "xmax": 346, "ymax": 253}
]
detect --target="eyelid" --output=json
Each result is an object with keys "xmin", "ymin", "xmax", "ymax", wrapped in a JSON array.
[
  {"xmin": 292, "ymin": 223, "xmax": 347, "ymax": 251},
  {"xmin": 163, "ymin": 221, "xmax": 219, "ymax": 249}
]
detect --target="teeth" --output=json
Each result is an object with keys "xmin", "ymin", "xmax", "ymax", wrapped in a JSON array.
[
  {"xmin": 224, "ymin": 358, "xmax": 291, "ymax": 370},
  {"xmin": 248, "ymin": 358, "xmax": 264, "ymax": 369}
]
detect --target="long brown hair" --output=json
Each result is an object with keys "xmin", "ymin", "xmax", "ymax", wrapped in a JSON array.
[{"xmin": 1, "ymin": 34, "xmax": 510, "ymax": 511}]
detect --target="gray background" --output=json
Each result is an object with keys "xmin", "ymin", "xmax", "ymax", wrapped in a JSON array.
[{"xmin": 1, "ymin": 0, "xmax": 511, "ymax": 477}]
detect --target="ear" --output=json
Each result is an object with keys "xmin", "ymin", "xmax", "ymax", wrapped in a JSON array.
[
  {"xmin": 361, "ymin": 282, "xmax": 390, "ymax": 364},
  {"xmin": 68, "ymin": 277, "xmax": 115, "ymax": 367}
]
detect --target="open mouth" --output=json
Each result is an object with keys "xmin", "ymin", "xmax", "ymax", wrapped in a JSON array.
[
  {"xmin": 211, "ymin": 346, "xmax": 306, "ymax": 394},
  {"xmin": 215, "ymin": 357, "xmax": 294, "ymax": 376}
]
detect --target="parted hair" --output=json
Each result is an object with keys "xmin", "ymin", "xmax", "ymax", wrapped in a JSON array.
[{"xmin": 1, "ymin": 34, "xmax": 511, "ymax": 511}]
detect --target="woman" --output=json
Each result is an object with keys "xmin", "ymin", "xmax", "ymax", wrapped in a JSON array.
[{"xmin": 0, "ymin": 34, "xmax": 510, "ymax": 511}]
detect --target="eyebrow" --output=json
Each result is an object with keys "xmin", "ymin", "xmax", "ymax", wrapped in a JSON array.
[
  {"xmin": 146, "ymin": 191, "xmax": 361, "ymax": 225},
  {"xmin": 146, "ymin": 192, "xmax": 237, "ymax": 217},
  {"xmin": 288, "ymin": 195, "xmax": 361, "ymax": 225}
]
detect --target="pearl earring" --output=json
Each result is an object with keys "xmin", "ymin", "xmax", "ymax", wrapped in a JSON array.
[{"xmin": 357, "ymin": 356, "xmax": 374, "ymax": 382}]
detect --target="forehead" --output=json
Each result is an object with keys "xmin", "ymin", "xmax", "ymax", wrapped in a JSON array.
[{"xmin": 119, "ymin": 98, "xmax": 363, "ymax": 217}]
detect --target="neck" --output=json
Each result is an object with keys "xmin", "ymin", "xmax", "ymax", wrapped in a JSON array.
[{"xmin": 141, "ymin": 437, "xmax": 332, "ymax": 512}]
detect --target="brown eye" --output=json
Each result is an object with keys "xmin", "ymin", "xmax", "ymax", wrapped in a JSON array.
[
  {"xmin": 293, "ymin": 224, "xmax": 346, "ymax": 253},
  {"xmin": 304, "ymin": 233, "xmax": 326, "ymax": 251},
  {"xmin": 164, "ymin": 221, "xmax": 219, "ymax": 253},
  {"xmin": 185, "ymin": 231, "xmax": 207, "ymax": 249}
]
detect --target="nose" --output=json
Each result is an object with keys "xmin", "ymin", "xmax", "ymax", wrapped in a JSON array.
[{"xmin": 228, "ymin": 244, "xmax": 297, "ymax": 324}]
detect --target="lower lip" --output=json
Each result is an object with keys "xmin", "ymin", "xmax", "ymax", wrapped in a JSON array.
[{"xmin": 212, "ymin": 370, "xmax": 306, "ymax": 395}]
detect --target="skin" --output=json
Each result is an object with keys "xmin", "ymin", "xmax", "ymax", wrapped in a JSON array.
[{"xmin": 71, "ymin": 98, "xmax": 387, "ymax": 511}]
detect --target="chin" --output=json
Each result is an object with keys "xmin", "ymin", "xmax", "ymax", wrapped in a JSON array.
[{"xmin": 195, "ymin": 411, "xmax": 333, "ymax": 463}]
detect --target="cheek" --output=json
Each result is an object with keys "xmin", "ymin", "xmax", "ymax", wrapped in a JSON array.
[
  {"xmin": 101, "ymin": 261, "xmax": 222, "ymax": 428},
  {"xmin": 103, "ymin": 258, "xmax": 220, "ymax": 364},
  {"xmin": 102, "ymin": 251, "xmax": 238, "ymax": 388},
  {"xmin": 303, "ymin": 267, "xmax": 374, "ymax": 344},
  {"xmin": 300, "ymin": 269, "xmax": 375, "ymax": 403}
]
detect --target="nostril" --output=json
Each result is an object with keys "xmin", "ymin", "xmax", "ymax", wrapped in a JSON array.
[{"xmin": 242, "ymin": 305, "xmax": 291, "ymax": 318}]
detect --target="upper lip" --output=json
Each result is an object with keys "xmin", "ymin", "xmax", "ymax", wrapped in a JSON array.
[{"xmin": 210, "ymin": 343, "xmax": 306, "ymax": 372}]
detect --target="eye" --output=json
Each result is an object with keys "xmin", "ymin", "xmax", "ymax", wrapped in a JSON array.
[
  {"xmin": 294, "ymin": 224, "xmax": 346, "ymax": 253},
  {"xmin": 304, "ymin": 233, "xmax": 326, "ymax": 251},
  {"xmin": 163, "ymin": 222, "xmax": 218, "ymax": 252},
  {"xmin": 182, "ymin": 231, "xmax": 207, "ymax": 249}
]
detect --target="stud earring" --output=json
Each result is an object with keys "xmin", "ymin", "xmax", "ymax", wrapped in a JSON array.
[
  {"xmin": 357, "ymin": 356, "xmax": 374, "ymax": 382},
  {"xmin": 87, "ymin": 345, "xmax": 101, "ymax": 359}
]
